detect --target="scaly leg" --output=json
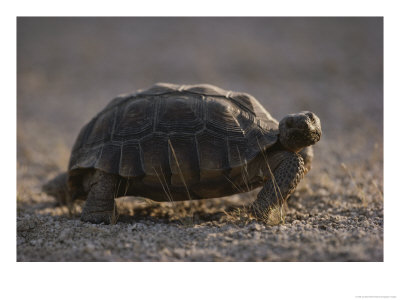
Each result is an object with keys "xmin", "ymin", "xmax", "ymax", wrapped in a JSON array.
[
  {"xmin": 298, "ymin": 146, "xmax": 313, "ymax": 173},
  {"xmin": 81, "ymin": 171, "xmax": 119, "ymax": 224},
  {"xmin": 251, "ymin": 151, "xmax": 306, "ymax": 221}
]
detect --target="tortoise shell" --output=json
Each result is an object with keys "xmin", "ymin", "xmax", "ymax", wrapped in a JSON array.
[{"xmin": 68, "ymin": 83, "xmax": 279, "ymax": 193}]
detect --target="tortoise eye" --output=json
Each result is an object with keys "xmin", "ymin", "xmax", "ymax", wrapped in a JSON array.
[{"xmin": 306, "ymin": 112, "xmax": 314, "ymax": 121}]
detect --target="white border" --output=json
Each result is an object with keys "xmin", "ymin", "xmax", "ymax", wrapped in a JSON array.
[{"xmin": 3, "ymin": 1, "xmax": 398, "ymax": 299}]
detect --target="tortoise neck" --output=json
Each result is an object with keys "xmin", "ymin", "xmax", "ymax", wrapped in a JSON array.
[{"xmin": 269, "ymin": 139, "xmax": 285, "ymax": 152}]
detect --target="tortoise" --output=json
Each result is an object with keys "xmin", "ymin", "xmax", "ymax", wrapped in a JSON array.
[{"xmin": 43, "ymin": 83, "xmax": 322, "ymax": 224}]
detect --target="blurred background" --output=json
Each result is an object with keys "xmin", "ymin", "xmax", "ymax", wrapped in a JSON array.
[
  {"xmin": 17, "ymin": 17, "xmax": 383, "ymax": 181},
  {"xmin": 16, "ymin": 17, "xmax": 384, "ymax": 262}
]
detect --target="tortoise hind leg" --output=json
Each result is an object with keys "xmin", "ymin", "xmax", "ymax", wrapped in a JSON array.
[
  {"xmin": 251, "ymin": 151, "xmax": 306, "ymax": 221},
  {"xmin": 81, "ymin": 171, "xmax": 119, "ymax": 224}
]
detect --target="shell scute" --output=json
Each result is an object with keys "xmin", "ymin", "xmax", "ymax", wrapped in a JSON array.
[
  {"xmin": 119, "ymin": 141, "xmax": 144, "ymax": 177},
  {"xmin": 156, "ymin": 94, "xmax": 204, "ymax": 133},
  {"xmin": 113, "ymin": 98, "xmax": 154, "ymax": 142}
]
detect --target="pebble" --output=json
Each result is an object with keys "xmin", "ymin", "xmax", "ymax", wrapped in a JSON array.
[
  {"xmin": 84, "ymin": 242, "xmax": 95, "ymax": 251},
  {"xmin": 249, "ymin": 223, "xmax": 263, "ymax": 231},
  {"xmin": 173, "ymin": 248, "xmax": 186, "ymax": 258},
  {"xmin": 58, "ymin": 228, "xmax": 72, "ymax": 241},
  {"xmin": 17, "ymin": 237, "xmax": 26, "ymax": 245},
  {"xmin": 29, "ymin": 239, "xmax": 43, "ymax": 246},
  {"xmin": 316, "ymin": 188, "xmax": 330, "ymax": 196},
  {"xmin": 304, "ymin": 224, "xmax": 313, "ymax": 230},
  {"xmin": 291, "ymin": 220, "xmax": 301, "ymax": 226},
  {"xmin": 319, "ymin": 224, "xmax": 328, "ymax": 230}
]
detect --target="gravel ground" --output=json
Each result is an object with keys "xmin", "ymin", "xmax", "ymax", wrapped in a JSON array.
[{"xmin": 17, "ymin": 17, "xmax": 383, "ymax": 261}]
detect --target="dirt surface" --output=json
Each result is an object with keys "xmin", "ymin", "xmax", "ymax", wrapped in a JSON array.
[{"xmin": 17, "ymin": 17, "xmax": 383, "ymax": 261}]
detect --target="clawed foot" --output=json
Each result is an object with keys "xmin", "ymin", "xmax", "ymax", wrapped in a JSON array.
[
  {"xmin": 249, "ymin": 201, "xmax": 273, "ymax": 221},
  {"xmin": 249, "ymin": 202, "xmax": 286, "ymax": 225}
]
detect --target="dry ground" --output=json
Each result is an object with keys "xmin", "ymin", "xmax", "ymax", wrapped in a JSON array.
[{"xmin": 17, "ymin": 17, "xmax": 383, "ymax": 261}]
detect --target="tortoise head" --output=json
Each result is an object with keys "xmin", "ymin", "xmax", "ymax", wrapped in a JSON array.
[{"xmin": 278, "ymin": 111, "xmax": 321, "ymax": 152}]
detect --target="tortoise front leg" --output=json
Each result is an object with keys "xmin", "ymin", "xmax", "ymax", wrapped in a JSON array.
[
  {"xmin": 298, "ymin": 146, "xmax": 313, "ymax": 174},
  {"xmin": 81, "ymin": 171, "xmax": 119, "ymax": 224},
  {"xmin": 251, "ymin": 151, "xmax": 306, "ymax": 221}
]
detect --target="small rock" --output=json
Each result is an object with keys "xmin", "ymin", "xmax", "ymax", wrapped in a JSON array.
[
  {"xmin": 84, "ymin": 242, "xmax": 96, "ymax": 251},
  {"xmin": 224, "ymin": 236, "xmax": 233, "ymax": 242},
  {"xmin": 319, "ymin": 224, "xmax": 328, "ymax": 230},
  {"xmin": 249, "ymin": 223, "xmax": 263, "ymax": 231},
  {"xmin": 304, "ymin": 224, "xmax": 313, "ymax": 230},
  {"xmin": 291, "ymin": 220, "xmax": 301, "ymax": 226},
  {"xmin": 17, "ymin": 237, "xmax": 26, "ymax": 246},
  {"xmin": 173, "ymin": 248, "xmax": 186, "ymax": 258},
  {"xmin": 58, "ymin": 228, "xmax": 72, "ymax": 241},
  {"xmin": 29, "ymin": 240, "xmax": 35, "ymax": 246},
  {"xmin": 316, "ymin": 188, "xmax": 329, "ymax": 196}
]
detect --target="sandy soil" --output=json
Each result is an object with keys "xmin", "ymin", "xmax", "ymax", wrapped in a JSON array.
[{"xmin": 17, "ymin": 17, "xmax": 383, "ymax": 261}]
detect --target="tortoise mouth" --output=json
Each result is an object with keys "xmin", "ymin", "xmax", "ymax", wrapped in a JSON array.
[
  {"xmin": 307, "ymin": 129, "xmax": 321, "ymax": 145},
  {"xmin": 279, "ymin": 128, "xmax": 321, "ymax": 151}
]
